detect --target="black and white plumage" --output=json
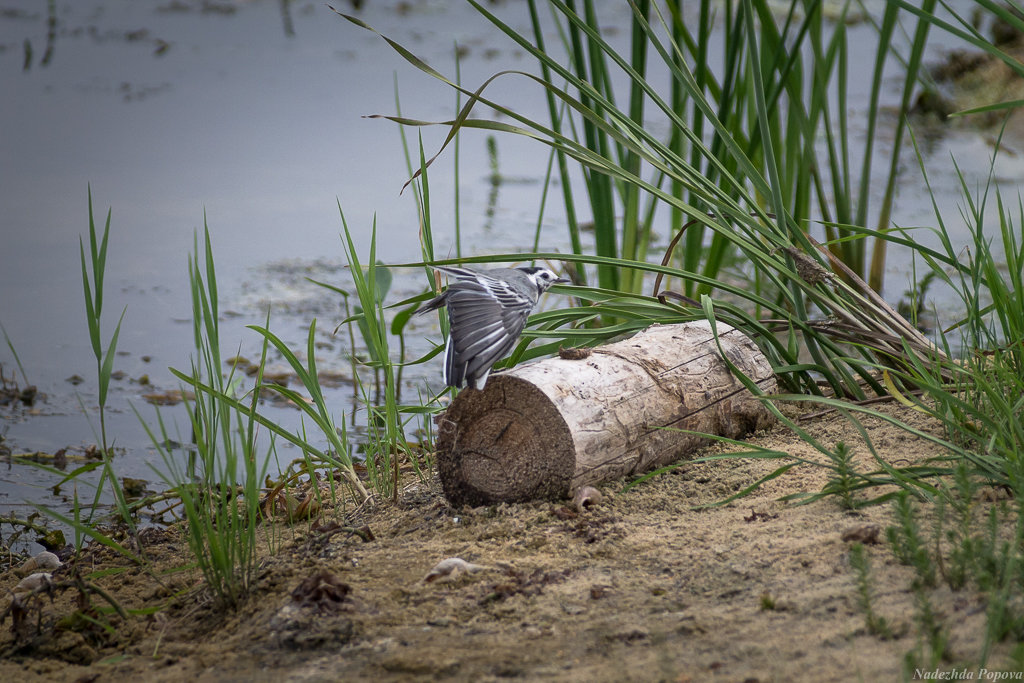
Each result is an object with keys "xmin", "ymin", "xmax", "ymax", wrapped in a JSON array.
[{"xmin": 416, "ymin": 265, "xmax": 569, "ymax": 390}]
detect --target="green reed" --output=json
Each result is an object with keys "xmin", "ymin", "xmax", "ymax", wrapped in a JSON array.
[
  {"xmin": 142, "ymin": 226, "xmax": 271, "ymax": 608},
  {"xmin": 60, "ymin": 188, "xmax": 140, "ymax": 559},
  {"xmin": 336, "ymin": 1, "xmax": 992, "ymax": 400}
]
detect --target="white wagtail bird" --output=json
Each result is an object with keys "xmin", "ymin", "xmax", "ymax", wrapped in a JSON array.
[{"xmin": 417, "ymin": 265, "xmax": 569, "ymax": 391}]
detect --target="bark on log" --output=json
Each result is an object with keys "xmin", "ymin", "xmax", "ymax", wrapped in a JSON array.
[{"xmin": 435, "ymin": 321, "xmax": 777, "ymax": 506}]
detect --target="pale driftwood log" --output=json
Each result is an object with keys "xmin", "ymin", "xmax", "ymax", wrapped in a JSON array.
[{"xmin": 435, "ymin": 321, "xmax": 778, "ymax": 506}]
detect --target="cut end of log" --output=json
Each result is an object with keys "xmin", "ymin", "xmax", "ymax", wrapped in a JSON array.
[{"xmin": 436, "ymin": 376, "xmax": 575, "ymax": 506}]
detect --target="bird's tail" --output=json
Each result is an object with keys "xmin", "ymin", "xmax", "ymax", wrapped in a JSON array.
[{"xmin": 415, "ymin": 293, "xmax": 445, "ymax": 316}]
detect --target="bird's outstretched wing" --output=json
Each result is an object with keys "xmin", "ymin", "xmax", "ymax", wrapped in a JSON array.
[
  {"xmin": 438, "ymin": 270, "xmax": 535, "ymax": 389},
  {"xmin": 414, "ymin": 265, "xmax": 494, "ymax": 316}
]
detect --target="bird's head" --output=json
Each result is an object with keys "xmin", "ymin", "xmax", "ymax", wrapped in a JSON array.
[{"xmin": 517, "ymin": 266, "xmax": 570, "ymax": 294}]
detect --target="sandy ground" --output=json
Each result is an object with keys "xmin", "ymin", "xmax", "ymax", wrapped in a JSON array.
[{"xmin": 1, "ymin": 402, "xmax": 1020, "ymax": 682}]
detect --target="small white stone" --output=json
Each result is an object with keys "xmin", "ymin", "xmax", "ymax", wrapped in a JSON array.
[
  {"xmin": 14, "ymin": 572, "xmax": 53, "ymax": 596},
  {"xmin": 18, "ymin": 551, "xmax": 62, "ymax": 575},
  {"xmin": 423, "ymin": 557, "xmax": 489, "ymax": 583}
]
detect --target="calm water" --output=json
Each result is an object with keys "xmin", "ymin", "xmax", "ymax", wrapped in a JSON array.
[
  {"xmin": 1, "ymin": 0, "xmax": 575, "ymax": 525},
  {"xmin": 1, "ymin": 0, "xmax": 1020, "ymax": 533}
]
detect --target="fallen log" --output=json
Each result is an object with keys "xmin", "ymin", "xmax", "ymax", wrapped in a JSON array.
[{"xmin": 435, "ymin": 320, "xmax": 777, "ymax": 506}]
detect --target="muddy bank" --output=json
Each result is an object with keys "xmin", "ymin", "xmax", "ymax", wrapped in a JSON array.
[{"xmin": 1, "ymin": 403, "xmax": 1019, "ymax": 682}]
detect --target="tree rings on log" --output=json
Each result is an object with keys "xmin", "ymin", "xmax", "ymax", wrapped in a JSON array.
[{"xmin": 435, "ymin": 320, "xmax": 777, "ymax": 506}]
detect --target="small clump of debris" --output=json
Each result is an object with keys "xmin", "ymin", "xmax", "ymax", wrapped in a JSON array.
[{"xmin": 0, "ymin": 365, "xmax": 36, "ymax": 408}]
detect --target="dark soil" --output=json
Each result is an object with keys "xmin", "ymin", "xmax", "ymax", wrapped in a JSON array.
[{"xmin": 1, "ymin": 403, "xmax": 1018, "ymax": 682}]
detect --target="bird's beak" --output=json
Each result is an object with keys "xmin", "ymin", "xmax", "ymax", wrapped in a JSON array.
[{"xmin": 555, "ymin": 276, "xmax": 571, "ymax": 285}]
